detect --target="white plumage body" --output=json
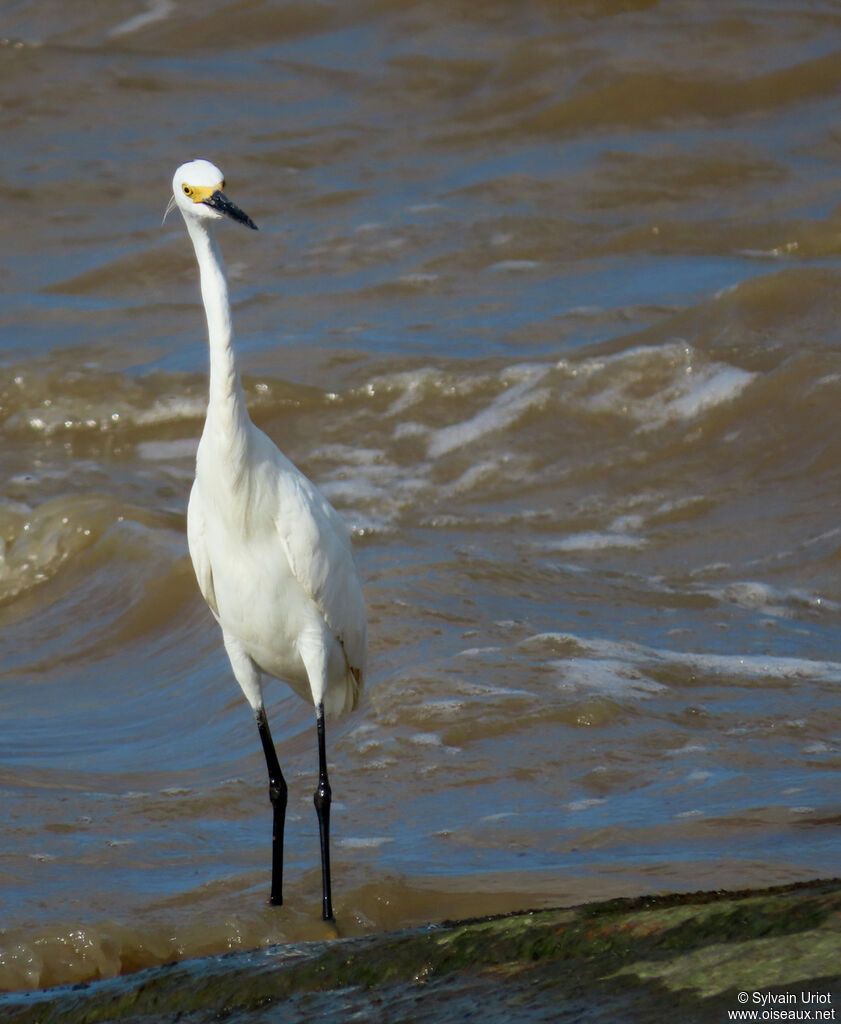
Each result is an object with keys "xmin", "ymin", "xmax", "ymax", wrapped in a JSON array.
[{"xmin": 187, "ymin": 411, "xmax": 366, "ymax": 717}]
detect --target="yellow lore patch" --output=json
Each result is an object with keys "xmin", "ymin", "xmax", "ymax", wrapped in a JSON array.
[{"xmin": 182, "ymin": 181, "xmax": 224, "ymax": 203}]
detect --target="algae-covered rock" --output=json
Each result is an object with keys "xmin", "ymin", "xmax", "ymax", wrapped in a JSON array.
[{"xmin": 2, "ymin": 878, "xmax": 841, "ymax": 1023}]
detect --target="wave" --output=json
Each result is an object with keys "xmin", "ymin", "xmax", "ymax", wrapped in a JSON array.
[
  {"xmin": 2, "ymin": 286, "xmax": 836, "ymax": 549},
  {"xmin": 3, "ymin": 263, "xmax": 840, "ymax": 611}
]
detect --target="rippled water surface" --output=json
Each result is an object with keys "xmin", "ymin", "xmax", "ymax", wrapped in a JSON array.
[{"xmin": 3, "ymin": 0, "xmax": 841, "ymax": 993}]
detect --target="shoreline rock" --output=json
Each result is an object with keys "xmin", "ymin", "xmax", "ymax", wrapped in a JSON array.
[{"xmin": 3, "ymin": 877, "xmax": 841, "ymax": 1022}]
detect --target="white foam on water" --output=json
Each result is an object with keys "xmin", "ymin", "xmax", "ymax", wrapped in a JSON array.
[
  {"xmin": 427, "ymin": 368, "xmax": 551, "ymax": 458},
  {"xmin": 538, "ymin": 510, "xmax": 649, "ymax": 553},
  {"xmin": 337, "ymin": 836, "xmax": 395, "ymax": 850},
  {"xmin": 134, "ymin": 395, "xmax": 208, "ymax": 427},
  {"xmin": 659, "ymin": 651, "xmax": 841, "ymax": 681},
  {"xmin": 457, "ymin": 645, "xmax": 504, "ymax": 657},
  {"xmin": 311, "ymin": 445, "xmax": 385, "ymax": 467},
  {"xmin": 444, "ymin": 459, "xmax": 505, "ymax": 494},
  {"xmin": 659, "ymin": 364, "xmax": 755, "ymax": 423},
  {"xmin": 526, "ymin": 630, "xmax": 841, "ymax": 692},
  {"xmin": 109, "ymin": 0, "xmax": 175, "ymax": 37},
  {"xmin": 312, "ymin": 441, "xmax": 430, "ymax": 532},
  {"xmin": 666, "ymin": 744, "xmax": 709, "ymax": 756},
  {"xmin": 325, "ymin": 345, "xmax": 756, "ymax": 539},
  {"xmin": 549, "ymin": 531, "xmax": 646, "ymax": 552},
  {"xmin": 410, "ymin": 732, "xmax": 443, "ymax": 746},
  {"xmin": 553, "ymin": 657, "xmax": 667, "ymax": 696},
  {"xmin": 698, "ymin": 580, "xmax": 840, "ymax": 618},
  {"xmin": 318, "ymin": 477, "xmax": 393, "ymax": 504},
  {"xmin": 136, "ymin": 439, "xmax": 198, "ymax": 462},
  {"xmin": 368, "ymin": 367, "xmax": 453, "ymax": 417},
  {"xmin": 564, "ymin": 342, "xmax": 756, "ymax": 431},
  {"xmin": 567, "ymin": 798, "xmax": 607, "ymax": 812},
  {"xmin": 392, "ymin": 421, "xmax": 428, "ymax": 440}
]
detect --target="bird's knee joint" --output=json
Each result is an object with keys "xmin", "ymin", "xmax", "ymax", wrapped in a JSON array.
[{"xmin": 313, "ymin": 780, "xmax": 331, "ymax": 813}]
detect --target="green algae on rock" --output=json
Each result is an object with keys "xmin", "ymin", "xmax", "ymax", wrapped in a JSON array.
[{"xmin": 3, "ymin": 878, "xmax": 841, "ymax": 1023}]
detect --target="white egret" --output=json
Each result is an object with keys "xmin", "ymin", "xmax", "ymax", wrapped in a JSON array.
[{"xmin": 169, "ymin": 159, "xmax": 367, "ymax": 922}]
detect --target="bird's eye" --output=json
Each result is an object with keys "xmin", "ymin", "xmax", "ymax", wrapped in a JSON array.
[{"xmin": 182, "ymin": 184, "xmax": 193, "ymax": 197}]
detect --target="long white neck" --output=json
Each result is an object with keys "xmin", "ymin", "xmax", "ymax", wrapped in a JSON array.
[{"xmin": 185, "ymin": 215, "xmax": 249, "ymax": 441}]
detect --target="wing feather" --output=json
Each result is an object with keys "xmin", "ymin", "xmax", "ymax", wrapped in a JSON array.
[
  {"xmin": 273, "ymin": 469, "xmax": 367, "ymax": 685},
  {"xmin": 187, "ymin": 481, "xmax": 219, "ymax": 619}
]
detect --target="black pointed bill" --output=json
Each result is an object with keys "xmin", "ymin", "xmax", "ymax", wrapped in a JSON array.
[{"xmin": 204, "ymin": 190, "xmax": 258, "ymax": 230}]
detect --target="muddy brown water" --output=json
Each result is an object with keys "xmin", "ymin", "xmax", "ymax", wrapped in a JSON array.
[{"xmin": 2, "ymin": 0, "xmax": 841, "ymax": 992}]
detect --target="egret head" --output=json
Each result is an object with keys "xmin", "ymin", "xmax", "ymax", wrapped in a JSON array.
[{"xmin": 168, "ymin": 159, "xmax": 258, "ymax": 230}]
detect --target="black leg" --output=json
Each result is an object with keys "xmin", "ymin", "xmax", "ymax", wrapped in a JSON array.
[
  {"xmin": 313, "ymin": 701, "xmax": 334, "ymax": 922},
  {"xmin": 256, "ymin": 706, "xmax": 287, "ymax": 906}
]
